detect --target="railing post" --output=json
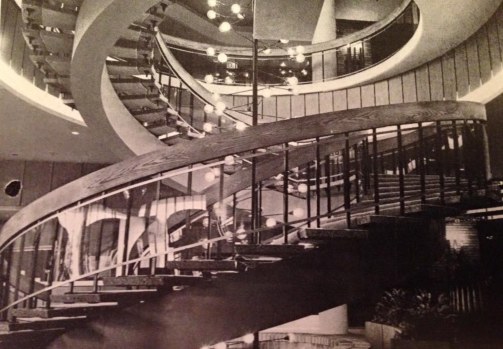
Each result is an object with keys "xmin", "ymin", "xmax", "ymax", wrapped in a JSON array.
[
  {"xmin": 316, "ymin": 138, "xmax": 322, "ymax": 227},
  {"xmin": 452, "ymin": 121, "xmax": 462, "ymax": 194},
  {"xmin": 306, "ymin": 161, "xmax": 312, "ymax": 228},
  {"xmin": 283, "ymin": 143, "xmax": 289, "ymax": 244},
  {"xmin": 1, "ymin": 246, "xmax": 13, "ymax": 321},
  {"xmin": 436, "ymin": 121, "xmax": 445, "ymax": 204},
  {"xmin": 397, "ymin": 125, "xmax": 405, "ymax": 215},
  {"xmin": 476, "ymin": 121, "xmax": 492, "ymax": 187},
  {"xmin": 344, "ymin": 133, "xmax": 351, "ymax": 227},
  {"xmin": 354, "ymin": 143, "xmax": 361, "ymax": 203},
  {"xmin": 372, "ymin": 128, "xmax": 380, "ymax": 215},
  {"xmin": 28, "ymin": 229, "xmax": 42, "ymax": 308},
  {"xmin": 325, "ymin": 154, "xmax": 332, "ymax": 217},
  {"xmin": 418, "ymin": 123, "xmax": 426, "ymax": 203}
]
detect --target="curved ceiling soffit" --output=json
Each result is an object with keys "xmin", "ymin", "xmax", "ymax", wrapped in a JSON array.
[
  {"xmin": 72, "ymin": 0, "xmax": 167, "ymax": 159},
  {"xmin": 0, "ymin": 101, "xmax": 486, "ymax": 247},
  {"xmin": 201, "ymin": 0, "xmax": 503, "ymax": 96}
]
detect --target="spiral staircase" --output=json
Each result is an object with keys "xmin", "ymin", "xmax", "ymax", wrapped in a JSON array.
[{"xmin": 1, "ymin": 0, "xmax": 503, "ymax": 348}]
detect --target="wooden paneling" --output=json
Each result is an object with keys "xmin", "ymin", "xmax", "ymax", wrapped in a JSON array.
[
  {"xmin": 388, "ymin": 76, "xmax": 404, "ymax": 104},
  {"xmin": 319, "ymin": 92, "xmax": 333, "ymax": 114},
  {"xmin": 374, "ymin": 81, "xmax": 389, "ymax": 106},
  {"xmin": 21, "ymin": 162, "xmax": 54, "ymax": 205},
  {"xmin": 465, "ymin": 38, "xmax": 481, "ymax": 90},
  {"xmin": 487, "ymin": 20, "xmax": 502, "ymax": 74},
  {"xmin": 305, "ymin": 93, "xmax": 320, "ymax": 116},
  {"xmin": 361, "ymin": 84, "xmax": 375, "ymax": 107},
  {"xmin": 428, "ymin": 59, "xmax": 444, "ymax": 101},
  {"xmin": 454, "ymin": 44, "xmax": 470, "ymax": 97},
  {"xmin": 415, "ymin": 65, "xmax": 431, "ymax": 102},
  {"xmin": 291, "ymin": 94, "xmax": 305, "ymax": 118},
  {"xmin": 262, "ymin": 96, "xmax": 277, "ymax": 120},
  {"xmin": 442, "ymin": 51, "xmax": 457, "ymax": 100},
  {"xmin": 333, "ymin": 90, "xmax": 348, "ymax": 111},
  {"xmin": 476, "ymin": 27, "xmax": 492, "ymax": 83},
  {"xmin": 0, "ymin": 161, "xmax": 25, "ymax": 207},
  {"xmin": 51, "ymin": 163, "xmax": 83, "ymax": 190},
  {"xmin": 402, "ymin": 71, "xmax": 417, "ymax": 103},
  {"xmin": 276, "ymin": 95, "xmax": 291, "ymax": 119},
  {"xmin": 347, "ymin": 87, "xmax": 361, "ymax": 109}
]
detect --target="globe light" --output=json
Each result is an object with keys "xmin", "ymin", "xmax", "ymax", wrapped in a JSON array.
[
  {"xmin": 265, "ymin": 218, "xmax": 277, "ymax": 227},
  {"xmin": 298, "ymin": 183, "xmax": 308, "ymax": 193},
  {"xmin": 203, "ymin": 122, "xmax": 213, "ymax": 133},
  {"xmin": 295, "ymin": 53, "xmax": 306, "ymax": 63},
  {"xmin": 263, "ymin": 48, "xmax": 271, "ymax": 55},
  {"xmin": 242, "ymin": 333, "xmax": 255, "ymax": 344},
  {"xmin": 217, "ymin": 52, "xmax": 228, "ymax": 63},
  {"xmin": 219, "ymin": 21, "xmax": 232, "ymax": 32},
  {"xmin": 208, "ymin": 0, "xmax": 217, "ymax": 7},
  {"xmin": 280, "ymin": 62, "xmax": 287, "ymax": 67},
  {"xmin": 224, "ymin": 155, "xmax": 235, "ymax": 165},
  {"xmin": 280, "ymin": 39, "xmax": 289, "ymax": 44},
  {"xmin": 280, "ymin": 69, "xmax": 286, "ymax": 75},
  {"xmin": 231, "ymin": 3, "xmax": 241, "ymax": 14},
  {"xmin": 301, "ymin": 69, "xmax": 308, "ymax": 76},
  {"xmin": 287, "ymin": 184, "xmax": 294, "ymax": 193},
  {"xmin": 296, "ymin": 45, "xmax": 305, "ymax": 54},
  {"xmin": 237, "ymin": 13, "xmax": 244, "ymax": 19},
  {"xmin": 215, "ymin": 101, "xmax": 226, "ymax": 112},
  {"xmin": 204, "ymin": 74, "xmax": 214, "ymax": 84},
  {"xmin": 204, "ymin": 171, "xmax": 216, "ymax": 182},
  {"xmin": 261, "ymin": 88, "xmax": 272, "ymax": 98},
  {"xmin": 206, "ymin": 47, "xmax": 216, "ymax": 56},
  {"xmin": 212, "ymin": 92, "xmax": 221, "ymax": 101},
  {"xmin": 203, "ymin": 104, "xmax": 214, "ymax": 114},
  {"xmin": 224, "ymin": 76, "xmax": 234, "ymax": 84},
  {"xmin": 287, "ymin": 47, "xmax": 295, "ymax": 56},
  {"xmin": 236, "ymin": 121, "xmax": 247, "ymax": 131},
  {"xmin": 215, "ymin": 109, "xmax": 224, "ymax": 116},
  {"xmin": 292, "ymin": 207, "xmax": 305, "ymax": 218},
  {"xmin": 287, "ymin": 76, "xmax": 299, "ymax": 86},
  {"xmin": 212, "ymin": 167, "xmax": 221, "ymax": 177},
  {"xmin": 207, "ymin": 10, "xmax": 217, "ymax": 19}
]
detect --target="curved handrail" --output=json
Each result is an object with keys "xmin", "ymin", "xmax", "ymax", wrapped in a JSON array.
[
  {"xmin": 0, "ymin": 101, "xmax": 486, "ymax": 249},
  {"xmin": 161, "ymin": 0, "xmax": 413, "ymax": 57}
]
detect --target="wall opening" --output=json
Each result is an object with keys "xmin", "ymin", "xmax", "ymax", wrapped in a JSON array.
[{"xmin": 4, "ymin": 180, "xmax": 22, "ymax": 198}]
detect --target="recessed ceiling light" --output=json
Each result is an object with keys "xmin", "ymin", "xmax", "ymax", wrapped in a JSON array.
[{"xmin": 71, "ymin": 131, "xmax": 80, "ymax": 135}]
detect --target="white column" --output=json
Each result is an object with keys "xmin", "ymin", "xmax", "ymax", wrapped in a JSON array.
[{"xmin": 311, "ymin": 0, "xmax": 337, "ymax": 81}]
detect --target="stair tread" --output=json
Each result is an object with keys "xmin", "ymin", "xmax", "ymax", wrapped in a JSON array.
[
  {"xmin": 102, "ymin": 275, "xmax": 209, "ymax": 287},
  {"xmin": 10, "ymin": 304, "xmax": 117, "ymax": 318},
  {"xmin": 50, "ymin": 289, "xmax": 159, "ymax": 303}
]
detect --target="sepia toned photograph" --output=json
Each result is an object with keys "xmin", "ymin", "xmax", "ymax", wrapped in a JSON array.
[{"xmin": 0, "ymin": 0, "xmax": 503, "ymax": 348}]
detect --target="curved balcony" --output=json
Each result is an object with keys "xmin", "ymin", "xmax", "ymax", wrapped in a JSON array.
[{"xmin": 0, "ymin": 101, "xmax": 495, "ymax": 348}]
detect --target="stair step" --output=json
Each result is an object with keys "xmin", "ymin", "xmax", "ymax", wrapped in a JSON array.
[
  {"xmin": 305, "ymin": 229, "xmax": 368, "ymax": 239},
  {"xmin": 10, "ymin": 304, "xmax": 116, "ymax": 319},
  {"xmin": 8, "ymin": 317, "xmax": 86, "ymax": 331},
  {"xmin": 101, "ymin": 275, "xmax": 210, "ymax": 287},
  {"xmin": 163, "ymin": 260, "xmax": 241, "ymax": 271},
  {"xmin": 234, "ymin": 244, "xmax": 307, "ymax": 256},
  {"xmin": 50, "ymin": 289, "xmax": 159, "ymax": 304}
]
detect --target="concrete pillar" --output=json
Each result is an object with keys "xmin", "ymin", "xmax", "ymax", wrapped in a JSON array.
[
  {"xmin": 318, "ymin": 304, "xmax": 348, "ymax": 334},
  {"xmin": 311, "ymin": 0, "xmax": 337, "ymax": 82}
]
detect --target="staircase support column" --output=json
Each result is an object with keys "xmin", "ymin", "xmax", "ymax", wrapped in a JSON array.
[
  {"xmin": 397, "ymin": 125, "xmax": 405, "ymax": 215},
  {"xmin": 372, "ymin": 128, "xmax": 380, "ymax": 215},
  {"xmin": 343, "ymin": 133, "xmax": 351, "ymax": 228}
]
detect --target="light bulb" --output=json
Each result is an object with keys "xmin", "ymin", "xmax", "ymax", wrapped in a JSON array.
[
  {"xmin": 265, "ymin": 218, "xmax": 277, "ymax": 227},
  {"xmin": 207, "ymin": 10, "xmax": 217, "ymax": 19},
  {"xmin": 206, "ymin": 47, "xmax": 216, "ymax": 56},
  {"xmin": 236, "ymin": 121, "xmax": 247, "ymax": 131},
  {"xmin": 212, "ymin": 92, "xmax": 221, "ymax": 101},
  {"xmin": 208, "ymin": 0, "xmax": 217, "ymax": 7},
  {"xmin": 212, "ymin": 167, "xmax": 221, "ymax": 176},
  {"xmin": 224, "ymin": 155, "xmax": 235, "ymax": 165},
  {"xmin": 203, "ymin": 104, "xmax": 214, "ymax": 114},
  {"xmin": 292, "ymin": 207, "xmax": 305, "ymax": 218},
  {"xmin": 224, "ymin": 76, "xmax": 234, "ymax": 84},
  {"xmin": 261, "ymin": 88, "xmax": 272, "ymax": 98},
  {"xmin": 298, "ymin": 183, "xmax": 308, "ymax": 193},
  {"xmin": 296, "ymin": 45, "xmax": 305, "ymax": 54},
  {"xmin": 287, "ymin": 184, "xmax": 294, "ymax": 193},
  {"xmin": 204, "ymin": 74, "xmax": 214, "ymax": 84},
  {"xmin": 287, "ymin": 76, "xmax": 299, "ymax": 86},
  {"xmin": 263, "ymin": 48, "xmax": 271, "ymax": 55},
  {"xmin": 280, "ymin": 39, "xmax": 289, "ymax": 44},
  {"xmin": 231, "ymin": 3, "xmax": 241, "ymax": 14},
  {"xmin": 295, "ymin": 53, "xmax": 305, "ymax": 63},
  {"xmin": 217, "ymin": 52, "xmax": 228, "ymax": 63},
  {"xmin": 287, "ymin": 47, "xmax": 295, "ymax": 56},
  {"xmin": 203, "ymin": 122, "xmax": 213, "ymax": 133},
  {"xmin": 301, "ymin": 69, "xmax": 308, "ymax": 76},
  {"xmin": 214, "ymin": 342, "xmax": 227, "ymax": 349},
  {"xmin": 204, "ymin": 171, "xmax": 216, "ymax": 182},
  {"xmin": 237, "ymin": 13, "xmax": 244, "ymax": 19},
  {"xmin": 219, "ymin": 21, "xmax": 231, "ymax": 32},
  {"xmin": 215, "ymin": 101, "xmax": 226, "ymax": 112},
  {"xmin": 215, "ymin": 109, "xmax": 224, "ymax": 116}
]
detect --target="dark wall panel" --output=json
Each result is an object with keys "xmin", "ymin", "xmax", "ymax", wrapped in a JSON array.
[
  {"xmin": 21, "ymin": 162, "xmax": 54, "ymax": 205},
  {"xmin": 455, "ymin": 45, "xmax": 470, "ymax": 97},
  {"xmin": 476, "ymin": 27, "xmax": 492, "ymax": 83},
  {"xmin": 388, "ymin": 76, "xmax": 404, "ymax": 104},
  {"xmin": 428, "ymin": 59, "xmax": 444, "ymax": 101},
  {"xmin": 486, "ymin": 93, "xmax": 503, "ymax": 178},
  {"xmin": 415, "ymin": 65, "xmax": 431, "ymax": 102},
  {"xmin": 487, "ymin": 20, "xmax": 502, "ymax": 74},
  {"xmin": 402, "ymin": 71, "xmax": 417, "ymax": 103},
  {"xmin": 442, "ymin": 52, "xmax": 457, "ymax": 100},
  {"xmin": 51, "ymin": 163, "xmax": 84, "ymax": 190}
]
